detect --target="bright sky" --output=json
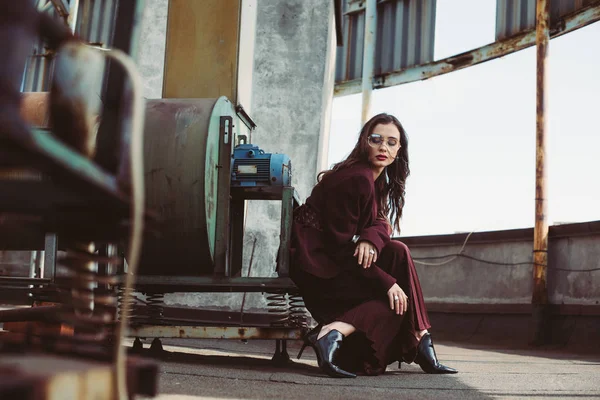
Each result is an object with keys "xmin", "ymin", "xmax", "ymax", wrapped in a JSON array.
[{"xmin": 328, "ymin": 0, "xmax": 600, "ymax": 237}]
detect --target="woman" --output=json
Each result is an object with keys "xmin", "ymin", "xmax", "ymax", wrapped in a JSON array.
[{"xmin": 291, "ymin": 113, "xmax": 457, "ymax": 378}]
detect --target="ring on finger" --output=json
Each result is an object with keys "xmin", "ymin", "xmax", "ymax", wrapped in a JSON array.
[
  {"xmin": 369, "ymin": 249, "xmax": 375, "ymax": 255},
  {"xmin": 393, "ymin": 295, "xmax": 399, "ymax": 301}
]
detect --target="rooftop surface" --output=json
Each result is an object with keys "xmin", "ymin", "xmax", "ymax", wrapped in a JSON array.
[{"xmin": 135, "ymin": 337, "xmax": 600, "ymax": 400}]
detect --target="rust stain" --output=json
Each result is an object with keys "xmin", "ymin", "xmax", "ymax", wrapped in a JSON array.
[
  {"xmin": 446, "ymin": 53, "xmax": 474, "ymax": 68},
  {"xmin": 238, "ymin": 328, "xmax": 246, "ymax": 337},
  {"xmin": 20, "ymin": 92, "xmax": 50, "ymax": 127}
]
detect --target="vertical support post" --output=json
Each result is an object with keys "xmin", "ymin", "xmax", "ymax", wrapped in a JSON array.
[
  {"xmin": 29, "ymin": 251, "xmax": 37, "ymax": 278},
  {"xmin": 361, "ymin": 0, "xmax": 377, "ymax": 124},
  {"xmin": 215, "ymin": 116, "xmax": 234, "ymax": 276},
  {"xmin": 67, "ymin": 0, "xmax": 80, "ymax": 33},
  {"xmin": 230, "ymin": 196, "xmax": 245, "ymax": 277},
  {"xmin": 43, "ymin": 233, "xmax": 58, "ymax": 282},
  {"xmin": 532, "ymin": 0, "xmax": 550, "ymax": 344},
  {"xmin": 277, "ymin": 187, "xmax": 294, "ymax": 277},
  {"xmin": 94, "ymin": 0, "xmax": 145, "ymax": 174},
  {"xmin": 28, "ymin": 251, "xmax": 38, "ymax": 300}
]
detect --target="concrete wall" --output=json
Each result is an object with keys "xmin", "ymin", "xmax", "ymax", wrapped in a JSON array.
[
  {"xmin": 405, "ymin": 227, "xmax": 600, "ymax": 352},
  {"xmin": 411, "ymin": 240, "xmax": 534, "ymax": 305},
  {"xmin": 138, "ymin": 0, "xmax": 168, "ymax": 99},
  {"xmin": 548, "ymin": 235, "xmax": 600, "ymax": 305},
  {"xmin": 405, "ymin": 230, "xmax": 600, "ymax": 306},
  {"xmin": 0, "ymin": 251, "xmax": 31, "ymax": 277}
]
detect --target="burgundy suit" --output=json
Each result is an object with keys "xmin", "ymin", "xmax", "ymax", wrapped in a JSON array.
[{"xmin": 290, "ymin": 162, "xmax": 431, "ymax": 374}]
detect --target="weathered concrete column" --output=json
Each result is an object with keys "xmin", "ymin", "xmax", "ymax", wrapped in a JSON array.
[
  {"xmin": 242, "ymin": 0, "xmax": 336, "ymax": 300},
  {"xmin": 137, "ymin": 0, "xmax": 168, "ymax": 99}
]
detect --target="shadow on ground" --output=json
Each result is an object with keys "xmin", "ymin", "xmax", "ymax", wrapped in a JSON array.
[{"xmin": 131, "ymin": 339, "xmax": 499, "ymax": 400}]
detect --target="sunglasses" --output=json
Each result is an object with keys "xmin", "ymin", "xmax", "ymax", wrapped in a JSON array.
[{"xmin": 368, "ymin": 134, "xmax": 400, "ymax": 149}]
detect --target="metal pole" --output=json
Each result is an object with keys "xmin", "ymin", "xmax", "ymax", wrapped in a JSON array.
[
  {"xmin": 361, "ymin": 0, "xmax": 377, "ymax": 124},
  {"xmin": 67, "ymin": 0, "xmax": 80, "ymax": 34},
  {"xmin": 532, "ymin": 0, "xmax": 550, "ymax": 344},
  {"xmin": 43, "ymin": 233, "xmax": 58, "ymax": 282}
]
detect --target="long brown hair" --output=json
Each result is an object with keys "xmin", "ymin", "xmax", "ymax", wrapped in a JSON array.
[{"xmin": 318, "ymin": 113, "xmax": 410, "ymax": 233}]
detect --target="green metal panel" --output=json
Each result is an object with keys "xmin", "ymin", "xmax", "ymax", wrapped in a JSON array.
[{"xmin": 208, "ymin": 97, "xmax": 237, "ymax": 275}]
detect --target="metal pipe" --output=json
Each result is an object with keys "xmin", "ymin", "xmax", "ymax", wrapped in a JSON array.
[
  {"xmin": 0, "ymin": 305, "xmax": 62, "ymax": 322},
  {"xmin": 532, "ymin": 0, "xmax": 550, "ymax": 344},
  {"xmin": 361, "ymin": 0, "xmax": 377, "ymax": 124}
]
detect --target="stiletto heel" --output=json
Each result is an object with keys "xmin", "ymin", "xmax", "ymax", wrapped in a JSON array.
[
  {"xmin": 297, "ymin": 324, "xmax": 321, "ymax": 360},
  {"xmin": 297, "ymin": 342, "xmax": 308, "ymax": 359},
  {"xmin": 415, "ymin": 333, "xmax": 457, "ymax": 374}
]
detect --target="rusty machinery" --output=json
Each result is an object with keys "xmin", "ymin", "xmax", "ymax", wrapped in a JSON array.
[
  {"xmin": 128, "ymin": 97, "xmax": 309, "ymax": 362},
  {"xmin": 0, "ymin": 1, "xmax": 157, "ymax": 398}
]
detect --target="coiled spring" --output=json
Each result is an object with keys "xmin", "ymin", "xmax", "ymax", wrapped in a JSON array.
[
  {"xmin": 266, "ymin": 290, "xmax": 309, "ymax": 328},
  {"xmin": 266, "ymin": 290, "xmax": 289, "ymax": 327},
  {"xmin": 57, "ymin": 242, "xmax": 121, "ymax": 353},
  {"xmin": 143, "ymin": 292, "xmax": 165, "ymax": 323},
  {"xmin": 287, "ymin": 290, "xmax": 309, "ymax": 328},
  {"xmin": 117, "ymin": 283, "xmax": 135, "ymax": 322}
]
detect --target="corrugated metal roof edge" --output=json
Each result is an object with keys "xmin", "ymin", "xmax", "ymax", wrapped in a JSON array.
[{"xmin": 334, "ymin": 1, "xmax": 600, "ymax": 96}]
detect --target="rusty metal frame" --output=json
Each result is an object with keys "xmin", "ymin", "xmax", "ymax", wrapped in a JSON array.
[
  {"xmin": 128, "ymin": 325, "xmax": 305, "ymax": 340},
  {"xmin": 49, "ymin": 0, "xmax": 69, "ymax": 19},
  {"xmin": 334, "ymin": 1, "xmax": 600, "ymax": 96},
  {"xmin": 134, "ymin": 276, "xmax": 297, "ymax": 293}
]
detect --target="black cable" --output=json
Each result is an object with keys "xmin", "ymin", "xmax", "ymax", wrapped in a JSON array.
[
  {"xmin": 413, "ymin": 253, "xmax": 600, "ymax": 271},
  {"xmin": 458, "ymin": 253, "xmax": 533, "ymax": 266}
]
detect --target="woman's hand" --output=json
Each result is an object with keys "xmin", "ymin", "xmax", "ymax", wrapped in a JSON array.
[
  {"xmin": 387, "ymin": 283, "xmax": 408, "ymax": 315},
  {"xmin": 354, "ymin": 240, "xmax": 377, "ymax": 269}
]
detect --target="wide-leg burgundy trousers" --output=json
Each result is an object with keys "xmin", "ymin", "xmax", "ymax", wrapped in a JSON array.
[{"xmin": 290, "ymin": 240, "xmax": 431, "ymax": 374}]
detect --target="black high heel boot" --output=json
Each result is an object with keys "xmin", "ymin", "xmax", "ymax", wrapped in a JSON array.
[
  {"xmin": 297, "ymin": 327, "xmax": 356, "ymax": 378},
  {"xmin": 415, "ymin": 333, "xmax": 458, "ymax": 374}
]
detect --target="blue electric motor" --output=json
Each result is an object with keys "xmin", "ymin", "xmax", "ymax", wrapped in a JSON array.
[{"xmin": 231, "ymin": 144, "xmax": 292, "ymax": 187}]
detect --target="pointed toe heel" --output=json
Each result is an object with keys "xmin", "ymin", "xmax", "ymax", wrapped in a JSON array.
[
  {"xmin": 314, "ymin": 330, "xmax": 356, "ymax": 378},
  {"xmin": 297, "ymin": 326, "xmax": 356, "ymax": 378},
  {"xmin": 415, "ymin": 333, "xmax": 458, "ymax": 374}
]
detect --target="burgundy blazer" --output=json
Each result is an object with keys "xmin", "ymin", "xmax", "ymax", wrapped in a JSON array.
[{"xmin": 291, "ymin": 162, "xmax": 396, "ymax": 292}]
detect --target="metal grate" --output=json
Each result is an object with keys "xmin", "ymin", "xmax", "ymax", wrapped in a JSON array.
[{"xmin": 232, "ymin": 159, "xmax": 271, "ymax": 182}]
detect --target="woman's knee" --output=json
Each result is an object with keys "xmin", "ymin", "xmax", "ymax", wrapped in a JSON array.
[{"xmin": 383, "ymin": 240, "xmax": 411, "ymax": 257}]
